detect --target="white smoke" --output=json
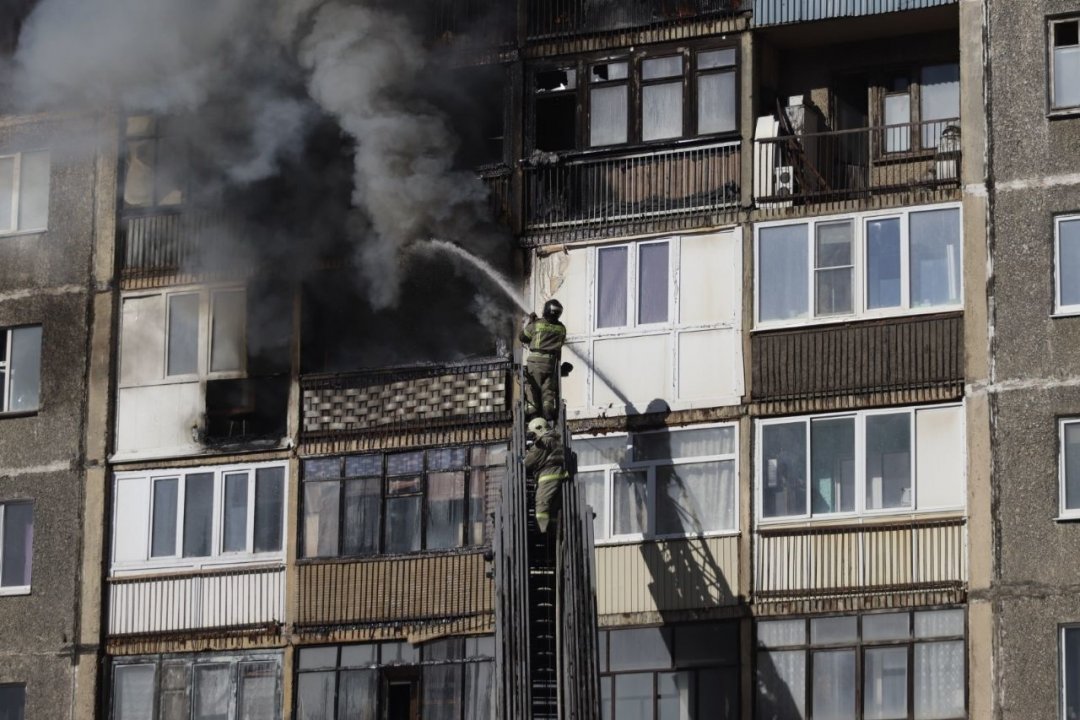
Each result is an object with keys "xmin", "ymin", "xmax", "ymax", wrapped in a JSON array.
[{"xmin": 7, "ymin": 0, "xmax": 500, "ymax": 310}]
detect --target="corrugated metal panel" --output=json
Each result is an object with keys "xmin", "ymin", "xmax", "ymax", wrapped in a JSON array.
[
  {"xmin": 594, "ymin": 535, "xmax": 739, "ymax": 617},
  {"xmin": 752, "ymin": 0, "xmax": 955, "ymax": 26},
  {"xmin": 295, "ymin": 552, "xmax": 493, "ymax": 627}
]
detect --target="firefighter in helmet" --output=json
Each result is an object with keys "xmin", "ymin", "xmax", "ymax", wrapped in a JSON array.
[
  {"xmin": 520, "ymin": 299, "xmax": 566, "ymax": 421},
  {"xmin": 525, "ymin": 417, "xmax": 569, "ymax": 533}
]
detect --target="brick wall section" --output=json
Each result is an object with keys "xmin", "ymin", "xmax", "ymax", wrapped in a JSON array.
[{"xmin": 302, "ymin": 362, "xmax": 511, "ymax": 437}]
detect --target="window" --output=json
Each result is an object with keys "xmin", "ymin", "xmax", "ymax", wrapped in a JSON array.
[
  {"xmin": 123, "ymin": 115, "xmax": 188, "ymax": 209},
  {"xmin": 756, "ymin": 610, "xmax": 966, "ymax": 720},
  {"xmin": 0, "ymin": 502, "xmax": 32, "ymax": 594},
  {"xmin": 295, "ymin": 638, "xmax": 493, "ymax": 720},
  {"xmin": 0, "ymin": 151, "xmax": 50, "ymax": 234},
  {"xmin": 758, "ymin": 405, "xmax": 965, "ymax": 521},
  {"xmin": 576, "ymin": 424, "xmax": 737, "ymax": 542},
  {"xmin": 1056, "ymin": 216, "xmax": 1080, "ymax": 314},
  {"xmin": 876, "ymin": 64, "xmax": 959, "ymax": 152},
  {"xmin": 301, "ymin": 445, "xmax": 505, "ymax": 558},
  {"xmin": 1051, "ymin": 18, "xmax": 1080, "ymax": 111},
  {"xmin": 1059, "ymin": 419, "xmax": 1080, "ymax": 519},
  {"xmin": 0, "ymin": 326, "xmax": 42, "ymax": 414},
  {"xmin": 531, "ymin": 45, "xmax": 737, "ymax": 152},
  {"xmin": 111, "ymin": 463, "xmax": 285, "ymax": 571},
  {"xmin": 598, "ymin": 624, "xmax": 739, "ymax": 720},
  {"xmin": 1062, "ymin": 626, "xmax": 1080, "ymax": 719},
  {"xmin": 756, "ymin": 205, "xmax": 962, "ymax": 326},
  {"xmin": 596, "ymin": 241, "xmax": 670, "ymax": 330},
  {"xmin": 111, "ymin": 653, "xmax": 281, "ymax": 720},
  {"xmin": 0, "ymin": 685, "xmax": 25, "ymax": 720}
]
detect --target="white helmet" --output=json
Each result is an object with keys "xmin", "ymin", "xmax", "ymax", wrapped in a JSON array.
[{"xmin": 528, "ymin": 417, "xmax": 550, "ymax": 437}]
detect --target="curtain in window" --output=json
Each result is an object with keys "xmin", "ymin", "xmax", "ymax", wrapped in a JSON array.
[
  {"xmin": 698, "ymin": 71, "xmax": 736, "ymax": 135},
  {"xmin": 811, "ymin": 649, "xmax": 856, "ymax": 720},
  {"xmin": 1055, "ymin": 43, "xmax": 1080, "ymax": 108},
  {"xmin": 303, "ymin": 482, "xmax": 340, "ymax": 558},
  {"xmin": 655, "ymin": 461, "xmax": 734, "ymax": 535},
  {"xmin": 759, "ymin": 225, "xmax": 808, "ymax": 321},
  {"xmin": 341, "ymin": 478, "xmax": 380, "ymax": 555},
  {"xmin": 296, "ymin": 671, "xmax": 335, "ymax": 720},
  {"xmin": 426, "ymin": 472, "xmax": 466, "ymax": 550},
  {"xmin": 193, "ymin": 665, "xmax": 230, "ymax": 720},
  {"xmin": 8, "ymin": 326, "xmax": 41, "ymax": 412},
  {"xmin": 385, "ymin": 495, "xmax": 422, "ymax": 553},
  {"xmin": 422, "ymin": 665, "xmax": 462, "ymax": 720},
  {"xmin": 613, "ymin": 470, "xmax": 648, "ymax": 535},
  {"xmin": 638, "ymin": 243, "xmax": 670, "ymax": 324},
  {"xmin": 578, "ymin": 471, "xmax": 607, "ymax": 541},
  {"xmin": 159, "ymin": 663, "xmax": 190, "ymax": 720},
  {"xmin": 909, "ymin": 208, "xmax": 961, "ymax": 308},
  {"xmin": 643, "ymin": 82, "xmax": 683, "ymax": 141},
  {"xmin": 755, "ymin": 650, "xmax": 806, "ymax": 720},
  {"xmin": 464, "ymin": 662, "xmax": 494, "ymax": 720},
  {"xmin": 113, "ymin": 666, "xmax": 155, "ymax": 720},
  {"xmin": 238, "ymin": 662, "xmax": 279, "ymax": 720},
  {"xmin": 337, "ymin": 670, "xmax": 376, "ymax": 720},
  {"xmin": 913, "ymin": 641, "xmax": 965, "ymax": 719},
  {"xmin": 597, "ymin": 247, "xmax": 629, "ymax": 328},
  {"xmin": 590, "ymin": 86, "xmax": 628, "ymax": 146},
  {"xmin": 883, "ymin": 94, "xmax": 911, "ymax": 153},
  {"xmin": 864, "ymin": 647, "xmax": 908, "ymax": 720}
]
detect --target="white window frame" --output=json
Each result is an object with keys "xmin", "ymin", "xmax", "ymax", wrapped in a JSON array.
[
  {"xmin": 1058, "ymin": 419, "xmax": 1080, "ymax": 520},
  {"xmin": 0, "ymin": 325, "xmax": 41, "ymax": 415},
  {"xmin": 111, "ymin": 461, "xmax": 287, "ymax": 574},
  {"xmin": 594, "ymin": 238, "xmax": 674, "ymax": 332},
  {"xmin": 575, "ymin": 422, "xmax": 740, "ymax": 544},
  {"xmin": 754, "ymin": 202, "xmax": 964, "ymax": 330},
  {"xmin": 1050, "ymin": 17, "xmax": 1080, "ymax": 112},
  {"xmin": 1054, "ymin": 215, "xmax": 1080, "ymax": 316},
  {"xmin": 755, "ymin": 403, "xmax": 966, "ymax": 525},
  {"xmin": 123, "ymin": 284, "xmax": 247, "ymax": 388},
  {"xmin": 0, "ymin": 151, "xmax": 50, "ymax": 236},
  {"xmin": 0, "ymin": 501, "xmax": 33, "ymax": 596}
]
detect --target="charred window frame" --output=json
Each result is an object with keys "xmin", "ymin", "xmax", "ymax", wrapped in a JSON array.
[
  {"xmin": 0, "ymin": 151, "xmax": 50, "ymax": 235},
  {"xmin": 530, "ymin": 42, "xmax": 739, "ymax": 153},
  {"xmin": 1050, "ymin": 16, "xmax": 1080, "ymax": 112},
  {"xmin": 0, "ymin": 325, "xmax": 42, "ymax": 415},
  {"xmin": 122, "ymin": 115, "xmax": 189, "ymax": 212},
  {"xmin": 872, "ymin": 63, "xmax": 960, "ymax": 155},
  {"xmin": 0, "ymin": 501, "xmax": 33, "ymax": 595},
  {"xmin": 109, "ymin": 652, "xmax": 282, "ymax": 720},
  {"xmin": 0, "ymin": 684, "xmax": 25, "ymax": 720},
  {"xmin": 597, "ymin": 623, "xmax": 739, "ymax": 719},
  {"xmin": 755, "ymin": 610, "xmax": 967, "ymax": 720},
  {"xmin": 300, "ymin": 444, "xmax": 506, "ymax": 559},
  {"xmin": 294, "ymin": 637, "xmax": 495, "ymax": 720}
]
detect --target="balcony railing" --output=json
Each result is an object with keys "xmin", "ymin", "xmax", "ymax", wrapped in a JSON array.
[
  {"xmin": 301, "ymin": 359, "xmax": 513, "ymax": 440},
  {"xmin": 107, "ymin": 564, "xmax": 285, "ymax": 636},
  {"xmin": 426, "ymin": 0, "xmax": 515, "ymax": 48},
  {"xmin": 120, "ymin": 208, "xmax": 235, "ymax": 275},
  {"xmin": 523, "ymin": 140, "xmax": 740, "ymax": 243},
  {"xmin": 752, "ymin": 0, "xmax": 956, "ymax": 27},
  {"xmin": 527, "ymin": 0, "xmax": 747, "ymax": 40},
  {"xmin": 754, "ymin": 517, "xmax": 966, "ymax": 601},
  {"xmin": 754, "ymin": 119, "xmax": 961, "ymax": 213}
]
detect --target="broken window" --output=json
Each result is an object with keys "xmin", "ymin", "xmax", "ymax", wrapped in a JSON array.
[
  {"xmin": 1052, "ymin": 18, "xmax": 1080, "ymax": 109},
  {"xmin": 123, "ymin": 115, "xmax": 188, "ymax": 209},
  {"xmin": 0, "ymin": 502, "xmax": 33, "ymax": 592},
  {"xmin": 0, "ymin": 151, "xmax": 49, "ymax": 234},
  {"xmin": 113, "ymin": 462, "xmax": 287, "ymax": 570},
  {"xmin": 300, "ymin": 444, "xmax": 506, "ymax": 559},
  {"xmin": 0, "ymin": 325, "xmax": 42, "ymax": 414},
  {"xmin": 534, "ymin": 67, "xmax": 578, "ymax": 152}
]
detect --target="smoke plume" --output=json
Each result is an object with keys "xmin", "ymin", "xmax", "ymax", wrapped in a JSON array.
[{"xmin": 6, "ymin": 0, "xmax": 508, "ymax": 312}]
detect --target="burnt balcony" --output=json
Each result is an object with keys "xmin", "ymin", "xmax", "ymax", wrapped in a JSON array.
[
  {"xmin": 755, "ymin": 516, "xmax": 966, "ymax": 608},
  {"xmin": 425, "ymin": 0, "xmax": 515, "ymax": 51},
  {"xmin": 204, "ymin": 375, "xmax": 290, "ymax": 448},
  {"xmin": 527, "ymin": 0, "xmax": 748, "ymax": 41},
  {"xmin": 301, "ymin": 359, "xmax": 513, "ymax": 443},
  {"xmin": 120, "ymin": 208, "xmax": 239, "ymax": 278},
  {"xmin": 522, "ymin": 139, "xmax": 741, "ymax": 245},
  {"xmin": 753, "ymin": 118, "xmax": 962, "ymax": 216}
]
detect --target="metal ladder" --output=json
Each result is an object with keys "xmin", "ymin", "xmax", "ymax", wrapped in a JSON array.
[{"xmin": 526, "ymin": 478, "xmax": 559, "ymax": 720}]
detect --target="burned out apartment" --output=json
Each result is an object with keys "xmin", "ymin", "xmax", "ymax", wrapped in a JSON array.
[{"xmin": 5, "ymin": 0, "xmax": 1080, "ymax": 718}]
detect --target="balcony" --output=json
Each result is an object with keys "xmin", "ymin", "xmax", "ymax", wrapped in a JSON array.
[
  {"xmin": 752, "ymin": 0, "xmax": 956, "ymax": 27},
  {"xmin": 754, "ymin": 516, "xmax": 966, "ymax": 609},
  {"xmin": 751, "ymin": 312, "xmax": 964, "ymax": 413},
  {"xmin": 107, "ymin": 564, "xmax": 285, "ymax": 637},
  {"xmin": 527, "ymin": 0, "xmax": 747, "ymax": 42},
  {"xmin": 523, "ymin": 140, "xmax": 741, "ymax": 245},
  {"xmin": 754, "ymin": 119, "xmax": 961, "ymax": 216},
  {"xmin": 425, "ymin": 0, "xmax": 515, "ymax": 52},
  {"xmin": 301, "ymin": 359, "xmax": 513, "ymax": 445},
  {"xmin": 120, "ymin": 208, "xmax": 232, "ymax": 278}
]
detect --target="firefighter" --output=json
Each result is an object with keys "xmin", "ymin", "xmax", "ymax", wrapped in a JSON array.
[
  {"xmin": 525, "ymin": 417, "xmax": 569, "ymax": 533},
  {"xmin": 520, "ymin": 299, "xmax": 566, "ymax": 421}
]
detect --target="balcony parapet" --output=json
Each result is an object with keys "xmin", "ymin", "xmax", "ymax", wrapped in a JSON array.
[
  {"xmin": 527, "ymin": 0, "xmax": 749, "ymax": 44},
  {"xmin": 753, "ymin": 119, "xmax": 961, "ymax": 218},
  {"xmin": 522, "ymin": 139, "xmax": 741, "ymax": 245},
  {"xmin": 751, "ymin": 0, "xmax": 956, "ymax": 27}
]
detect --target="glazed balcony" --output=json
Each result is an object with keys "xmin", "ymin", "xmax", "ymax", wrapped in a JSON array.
[{"xmin": 522, "ymin": 139, "xmax": 741, "ymax": 245}]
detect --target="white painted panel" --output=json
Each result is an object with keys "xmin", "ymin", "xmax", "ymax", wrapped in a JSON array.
[
  {"xmin": 534, "ymin": 247, "xmax": 590, "ymax": 336},
  {"xmin": 119, "ymin": 295, "xmax": 165, "ymax": 387},
  {"xmin": 915, "ymin": 406, "xmax": 965, "ymax": 510},
  {"xmin": 680, "ymin": 232, "xmax": 738, "ymax": 325},
  {"xmin": 592, "ymin": 335, "xmax": 670, "ymax": 411},
  {"xmin": 116, "ymin": 383, "xmax": 202, "ymax": 457},
  {"xmin": 678, "ymin": 328, "xmax": 738, "ymax": 402},
  {"xmin": 113, "ymin": 477, "xmax": 150, "ymax": 566},
  {"xmin": 562, "ymin": 342, "xmax": 589, "ymax": 414}
]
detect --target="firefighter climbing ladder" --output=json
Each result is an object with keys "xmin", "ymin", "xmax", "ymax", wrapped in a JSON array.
[{"xmin": 493, "ymin": 366, "xmax": 601, "ymax": 720}]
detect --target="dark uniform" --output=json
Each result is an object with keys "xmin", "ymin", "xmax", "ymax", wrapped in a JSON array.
[
  {"xmin": 520, "ymin": 313, "xmax": 566, "ymax": 421},
  {"xmin": 524, "ymin": 428, "xmax": 569, "ymax": 533}
]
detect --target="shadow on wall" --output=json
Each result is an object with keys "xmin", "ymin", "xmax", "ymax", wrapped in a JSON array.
[{"xmin": 616, "ymin": 398, "xmax": 800, "ymax": 719}]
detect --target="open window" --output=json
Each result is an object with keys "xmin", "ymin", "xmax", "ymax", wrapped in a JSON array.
[
  {"xmin": 875, "ymin": 64, "xmax": 960, "ymax": 153},
  {"xmin": 123, "ymin": 115, "xmax": 188, "ymax": 209}
]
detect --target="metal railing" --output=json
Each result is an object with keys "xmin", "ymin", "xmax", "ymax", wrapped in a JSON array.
[
  {"xmin": 107, "ymin": 564, "xmax": 285, "ymax": 636},
  {"xmin": 754, "ymin": 119, "xmax": 961, "ymax": 212},
  {"xmin": 523, "ymin": 140, "xmax": 740, "ymax": 241},
  {"xmin": 527, "ymin": 0, "xmax": 746, "ymax": 40},
  {"xmin": 426, "ymin": 0, "xmax": 515, "ymax": 47},
  {"xmin": 120, "ymin": 208, "xmax": 233, "ymax": 274},
  {"xmin": 755, "ymin": 517, "xmax": 966, "ymax": 600},
  {"xmin": 752, "ymin": 0, "xmax": 955, "ymax": 27}
]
